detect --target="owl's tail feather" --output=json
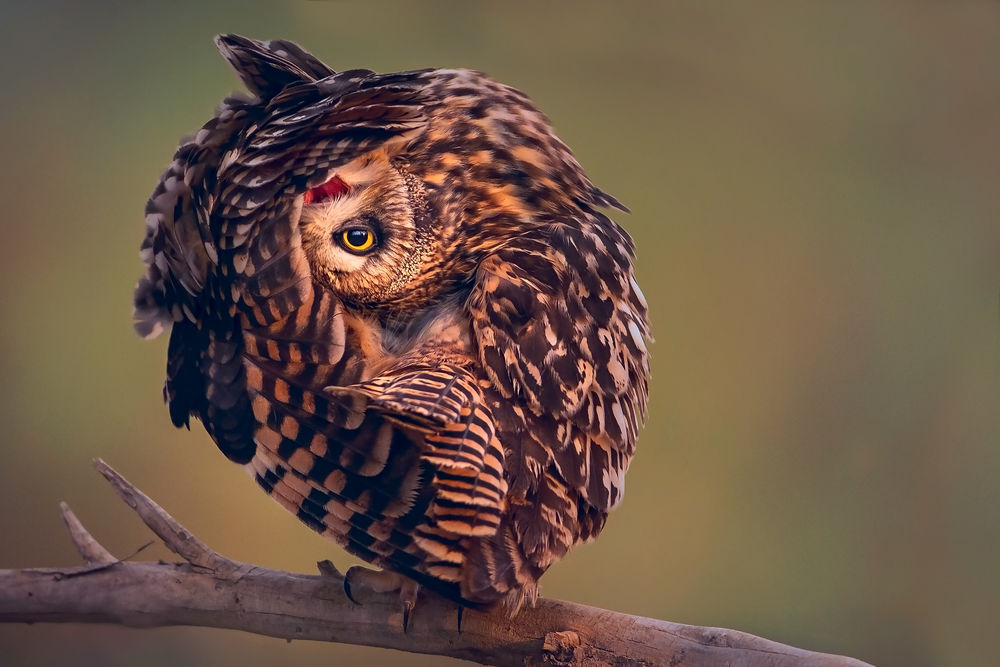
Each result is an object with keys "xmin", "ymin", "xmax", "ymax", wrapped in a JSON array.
[{"xmin": 460, "ymin": 523, "xmax": 542, "ymax": 611}]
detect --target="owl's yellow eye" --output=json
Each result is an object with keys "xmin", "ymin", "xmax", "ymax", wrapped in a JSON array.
[{"xmin": 339, "ymin": 228, "xmax": 376, "ymax": 253}]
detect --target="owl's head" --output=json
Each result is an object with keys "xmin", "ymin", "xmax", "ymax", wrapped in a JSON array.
[
  {"xmin": 295, "ymin": 147, "xmax": 442, "ymax": 309},
  {"xmin": 207, "ymin": 35, "xmax": 625, "ymax": 315}
]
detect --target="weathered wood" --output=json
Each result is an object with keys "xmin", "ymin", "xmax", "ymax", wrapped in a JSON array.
[{"xmin": 0, "ymin": 461, "xmax": 872, "ymax": 666}]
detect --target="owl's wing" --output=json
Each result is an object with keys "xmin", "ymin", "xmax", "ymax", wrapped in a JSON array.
[
  {"xmin": 469, "ymin": 212, "xmax": 650, "ymax": 558},
  {"xmin": 244, "ymin": 341, "xmax": 507, "ymax": 599},
  {"xmin": 327, "ymin": 366, "xmax": 508, "ymax": 528},
  {"xmin": 135, "ymin": 38, "xmax": 428, "ymax": 461}
]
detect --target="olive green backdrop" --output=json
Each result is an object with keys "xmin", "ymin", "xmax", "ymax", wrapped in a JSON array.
[{"xmin": 1, "ymin": 2, "xmax": 997, "ymax": 666}]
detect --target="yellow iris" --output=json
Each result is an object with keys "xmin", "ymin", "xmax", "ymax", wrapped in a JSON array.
[{"xmin": 340, "ymin": 228, "xmax": 375, "ymax": 252}]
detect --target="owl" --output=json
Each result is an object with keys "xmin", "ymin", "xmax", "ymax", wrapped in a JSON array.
[{"xmin": 134, "ymin": 34, "xmax": 650, "ymax": 619}]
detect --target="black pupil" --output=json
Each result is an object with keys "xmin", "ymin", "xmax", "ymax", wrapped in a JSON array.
[{"xmin": 346, "ymin": 229, "xmax": 369, "ymax": 247}]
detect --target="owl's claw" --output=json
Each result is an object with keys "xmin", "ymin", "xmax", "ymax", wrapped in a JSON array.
[
  {"xmin": 343, "ymin": 574, "xmax": 359, "ymax": 604},
  {"xmin": 343, "ymin": 565, "xmax": 420, "ymax": 631},
  {"xmin": 402, "ymin": 596, "xmax": 414, "ymax": 633},
  {"xmin": 400, "ymin": 578, "xmax": 419, "ymax": 633}
]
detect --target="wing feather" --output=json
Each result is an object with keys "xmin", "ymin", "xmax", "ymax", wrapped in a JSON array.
[{"xmin": 469, "ymin": 213, "xmax": 650, "ymax": 559}]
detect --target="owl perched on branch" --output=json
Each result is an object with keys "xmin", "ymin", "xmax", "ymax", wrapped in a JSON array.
[{"xmin": 134, "ymin": 34, "xmax": 650, "ymax": 618}]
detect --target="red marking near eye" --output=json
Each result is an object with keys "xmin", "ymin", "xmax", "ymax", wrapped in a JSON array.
[{"xmin": 303, "ymin": 175, "xmax": 350, "ymax": 204}]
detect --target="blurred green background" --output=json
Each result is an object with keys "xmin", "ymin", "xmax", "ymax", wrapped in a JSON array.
[{"xmin": 1, "ymin": 2, "xmax": 997, "ymax": 665}]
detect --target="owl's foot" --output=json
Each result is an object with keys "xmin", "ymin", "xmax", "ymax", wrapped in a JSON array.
[
  {"xmin": 503, "ymin": 582, "xmax": 539, "ymax": 617},
  {"xmin": 343, "ymin": 565, "xmax": 420, "ymax": 632}
]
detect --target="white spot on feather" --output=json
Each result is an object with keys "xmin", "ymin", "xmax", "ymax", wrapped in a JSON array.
[
  {"xmin": 218, "ymin": 148, "xmax": 240, "ymax": 174},
  {"xmin": 611, "ymin": 401, "xmax": 627, "ymax": 437},
  {"xmin": 628, "ymin": 320, "xmax": 647, "ymax": 355},
  {"xmin": 630, "ymin": 275, "xmax": 648, "ymax": 309}
]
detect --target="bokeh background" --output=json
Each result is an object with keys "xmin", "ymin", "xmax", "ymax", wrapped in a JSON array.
[{"xmin": 1, "ymin": 2, "xmax": 997, "ymax": 665}]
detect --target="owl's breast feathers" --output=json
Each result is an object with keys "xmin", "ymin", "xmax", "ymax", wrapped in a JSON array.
[{"xmin": 135, "ymin": 34, "xmax": 649, "ymax": 608}]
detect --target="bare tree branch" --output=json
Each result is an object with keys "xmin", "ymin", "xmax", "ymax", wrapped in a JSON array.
[
  {"xmin": 92, "ymin": 459, "xmax": 243, "ymax": 577},
  {"xmin": 0, "ymin": 460, "xmax": 873, "ymax": 667},
  {"xmin": 58, "ymin": 502, "xmax": 115, "ymax": 566}
]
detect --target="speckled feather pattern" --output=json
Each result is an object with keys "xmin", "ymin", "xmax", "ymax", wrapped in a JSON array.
[{"xmin": 135, "ymin": 34, "xmax": 650, "ymax": 611}]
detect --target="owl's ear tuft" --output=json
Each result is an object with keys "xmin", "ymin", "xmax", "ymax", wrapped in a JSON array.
[{"xmin": 214, "ymin": 34, "xmax": 336, "ymax": 99}]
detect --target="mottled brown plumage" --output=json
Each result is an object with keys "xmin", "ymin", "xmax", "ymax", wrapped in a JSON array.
[{"xmin": 135, "ymin": 34, "xmax": 650, "ymax": 613}]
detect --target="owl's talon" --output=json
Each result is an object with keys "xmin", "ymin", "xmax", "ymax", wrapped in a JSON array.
[
  {"xmin": 399, "ymin": 578, "xmax": 419, "ymax": 632},
  {"xmin": 456, "ymin": 604, "xmax": 464, "ymax": 633},
  {"xmin": 344, "ymin": 566, "xmax": 420, "ymax": 630},
  {"xmin": 402, "ymin": 599, "xmax": 413, "ymax": 633},
  {"xmin": 343, "ymin": 576, "xmax": 360, "ymax": 605}
]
